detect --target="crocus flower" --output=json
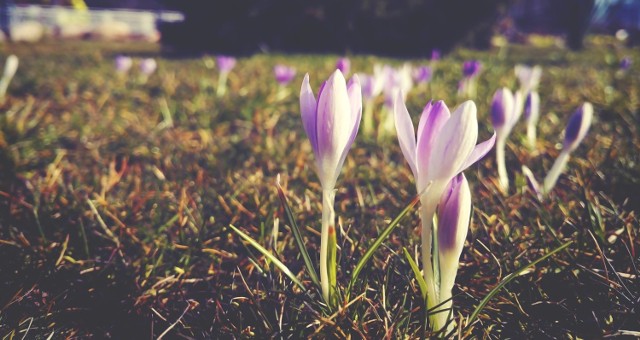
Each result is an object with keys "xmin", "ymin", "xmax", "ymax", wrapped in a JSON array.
[
  {"xmin": 620, "ymin": 57, "xmax": 632, "ymax": 71},
  {"xmin": 336, "ymin": 57, "xmax": 351, "ymax": 75},
  {"xmin": 436, "ymin": 174, "xmax": 472, "ymax": 332},
  {"xmin": 115, "ymin": 55, "xmax": 132, "ymax": 73},
  {"xmin": 274, "ymin": 64, "xmax": 296, "ymax": 86},
  {"xmin": 431, "ymin": 49, "xmax": 441, "ymax": 61},
  {"xmin": 140, "ymin": 58, "xmax": 157, "ymax": 76},
  {"xmin": 300, "ymin": 70, "xmax": 361, "ymax": 304},
  {"xmin": 543, "ymin": 102, "xmax": 593, "ymax": 194},
  {"xmin": 514, "ymin": 64, "xmax": 542, "ymax": 93},
  {"xmin": 216, "ymin": 56, "xmax": 236, "ymax": 97},
  {"xmin": 524, "ymin": 91, "xmax": 540, "ymax": 149},
  {"xmin": 413, "ymin": 65, "xmax": 433, "ymax": 84},
  {"xmin": 0, "ymin": 54, "xmax": 18, "ymax": 100},
  {"xmin": 458, "ymin": 60, "xmax": 482, "ymax": 98},
  {"xmin": 491, "ymin": 87, "xmax": 523, "ymax": 194},
  {"xmin": 394, "ymin": 93, "xmax": 495, "ymax": 330},
  {"xmin": 358, "ymin": 67, "xmax": 385, "ymax": 136},
  {"xmin": 216, "ymin": 56, "xmax": 236, "ymax": 73}
]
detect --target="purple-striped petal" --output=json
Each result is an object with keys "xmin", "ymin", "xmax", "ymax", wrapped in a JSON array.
[
  {"xmin": 563, "ymin": 102, "xmax": 593, "ymax": 152},
  {"xmin": 458, "ymin": 132, "xmax": 496, "ymax": 172},
  {"xmin": 437, "ymin": 174, "xmax": 471, "ymax": 253},
  {"xmin": 300, "ymin": 73, "xmax": 318, "ymax": 154},
  {"xmin": 491, "ymin": 88, "xmax": 514, "ymax": 130},
  {"xmin": 416, "ymin": 100, "xmax": 450, "ymax": 180},
  {"xmin": 393, "ymin": 90, "xmax": 418, "ymax": 179},
  {"xmin": 427, "ymin": 101, "xmax": 477, "ymax": 181}
]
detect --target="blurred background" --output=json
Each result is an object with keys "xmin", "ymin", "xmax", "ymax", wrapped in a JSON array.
[{"xmin": 0, "ymin": 0, "xmax": 637, "ymax": 55}]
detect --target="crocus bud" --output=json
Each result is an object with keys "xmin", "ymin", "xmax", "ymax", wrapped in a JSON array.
[
  {"xmin": 436, "ymin": 173, "xmax": 472, "ymax": 331},
  {"xmin": 620, "ymin": 57, "xmax": 631, "ymax": 71},
  {"xmin": 563, "ymin": 102, "xmax": 593, "ymax": 152},
  {"xmin": 115, "ymin": 55, "xmax": 132, "ymax": 73},
  {"xmin": 413, "ymin": 65, "xmax": 432, "ymax": 84},
  {"xmin": 524, "ymin": 91, "xmax": 540, "ymax": 123},
  {"xmin": 462, "ymin": 60, "xmax": 481, "ymax": 78},
  {"xmin": 300, "ymin": 70, "xmax": 362, "ymax": 190},
  {"xmin": 491, "ymin": 88, "xmax": 515, "ymax": 134},
  {"xmin": 274, "ymin": 64, "xmax": 296, "ymax": 86},
  {"xmin": 139, "ymin": 58, "xmax": 157, "ymax": 76},
  {"xmin": 3, "ymin": 55, "xmax": 18, "ymax": 79},
  {"xmin": 216, "ymin": 56, "xmax": 236, "ymax": 73},
  {"xmin": 335, "ymin": 57, "xmax": 351, "ymax": 75},
  {"xmin": 431, "ymin": 49, "xmax": 441, "ymax": 61}
]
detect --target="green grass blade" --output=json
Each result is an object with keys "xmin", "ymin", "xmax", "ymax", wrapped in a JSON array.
[
  {"xmin": 466, "ymin": 240, "xmax": 572, "ymax": 326},
  {"xmin": 347, "ymin": 194, "xmax": 421, "ymax": 297},
  {"xmin": 275, "ymin": 178, "xmax": 321, "ymax": 289},
  {"xmin": 228, "ymin": 224, "xmax": 306, "ymax": 291},
  {"xmin": 403, "ymin": 247, "xmax": 428, "ymax": 300}
]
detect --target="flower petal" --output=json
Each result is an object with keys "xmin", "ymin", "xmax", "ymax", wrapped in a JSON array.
[
  {"xmin": 458, "ymin": 132, "xmax": 496, "ymax": 172},
  {"xmin": 315, "ymin": 69, "xmax": 353, "ymax": 188},
  {"xmin": 427, "ymin": 101, "xmax": 478, "ymax": 181},
  {"xmin": 332, "ymin": 74, "xmax": 363, "ymax": 180},
  {"xmin": 300, "ymin": 73, "xmax": 318, "ymax": 154},
  {"xmin": 393, "ymin": 90, "xmax": 418, "ymax": 179},
  {"xmin": 416, "ymin": 100, "xmax": 450, "ymax": 180}
]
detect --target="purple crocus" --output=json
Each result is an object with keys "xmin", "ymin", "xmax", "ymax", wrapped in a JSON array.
[
  {"xmin": 413, "ymin": 65, "xmax": 433, "ymax": 84},
  {"xmin": 436, "ymin": 173, "xmax": 472, "ymax": 331},
  {"xmin": 514, "ymin": 64, "xmax": 542, "ymax": 93},
  {"xmin": 394, "ymin": 94, "xmax": 495, "ymax": 331},
  {"xmin": 462, "ymin": 60, "xmax": 482, "ymax": 78},
  {"xmin": 336, "ymin": 57, "xmax": 351, "ymax": 75},
  {"xmin": 115, "ymin": 55, "xmax": 132, "ymax": 73},
  {"xmin": 139, "ymin": 58, "xmax": 157, "ymax": 76},
  {"xmin": 524, "ymin": 91, "xmax": 540, "ymax": 149},
  {"xmin": 431, "ymin": 49, "xmax": 441, "ymax": 61},
  {"xmin": 543, "ymin": 102, "xmax": 593, "ymax": 194},
  {"xmin": 216, "ymin": 56, "xmax": 236, "ymax": 73},
  {"xmin": 274, "ymin": 64, "xmax": 296, "ymax": 86},
  {"xmin": 300, "ymin": 70, "xmax": 361, "ymax": 303},
  {"xmin": 620, "ymin": 57, "xmax": 632, "ymax": 71},
  {"xmin": 491, "ymin": 87, "xmax": 523, "ymax": 193}
]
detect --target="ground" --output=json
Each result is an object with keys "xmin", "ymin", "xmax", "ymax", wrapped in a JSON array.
[{"xmin": 0, "ymin": 39, "xmax": 638, "ymax": 338}]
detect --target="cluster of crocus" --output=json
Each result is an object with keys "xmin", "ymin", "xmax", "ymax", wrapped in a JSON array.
[
  {"xmin": 216, "ymin": 56, "xmax": 237, "ymax": 97},
  {"xmin": 458, "ymin": 60, "xmax": 482, "ymax": 98},
  {"xmin": 522, "ymin": 103, "xmax": 594, "ymax": 199},
  {"xmin": 515, "ymin": 64, "xmax": 542, "ymax": 149},
  {"xmin": 379, "ymin": 64, "xmax": 413, "ymax": 138},
  {"xmin": 491, "ymin": 87, "xmax": 523, "ymax": 194},
  {"xmin": 0, "ymin": 54, "xmax": 18, "ymax": 101},
  {"xmin": 300, "ymin": 70, "xmax": 362, "ymax": 305},
  {"xmin": 394, "ymin": 92, "xmax": 495, "ymax": 332}
]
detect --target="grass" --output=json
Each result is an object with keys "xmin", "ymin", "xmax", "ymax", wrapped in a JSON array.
[{"xmin": 0, "ymin": 38, "xmax": 639, "ymax": 338}]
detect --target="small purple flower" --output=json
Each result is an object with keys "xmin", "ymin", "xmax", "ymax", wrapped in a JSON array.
[
  {"xmin": 413, "ymin": 65, "xmax": 432, "ymax": 84},
  {"xmin": 274, "ymin": 64, "xmax": 296, "ymax": 85},
  {"xmin": 462, "ymin": 60, "xmax": 482, "ymax": 78},
  {"xmin": 431, "ymin": 49, "xmax": 441, "ymax": 61},
  {"xmin": 490, "ymin": 88, "xmax": 515, "ymax": 132},
  {"xmin": 139, "ymin": 58, "xmax": 157, "ymax": 76},
  {"xmin": 115, "ymin": 55, "xmax": 132, "ymax": 73},
  {"xmin": 336, "ymin": 57, "xmax": 351, "ymax": 75},
  {"xmin": 217, "ymin": 56, "xmax": 236, "ymax": 73},
  {"xmin": 620, "ymin": 57, "xmax": 632, "ymax": 70},
  {"xmin": 563, "ymin": 102, "xmax": 593, "ymax": 152}
]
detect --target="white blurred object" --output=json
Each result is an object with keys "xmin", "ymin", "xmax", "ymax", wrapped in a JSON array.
[
  {"xmin": 92, "ymin": 21, "xmax": 131, "ymax": 40},
  {"xmin": 616, "ymin": 29, "xmax": 629, "ymax": 41},
  {"xmin": 11, "ymin": 21, "xmax": 45, "ymax": 42},
  {"xmin": 0, "ymin": 55, "xmax": 19, "ymax": 101}
]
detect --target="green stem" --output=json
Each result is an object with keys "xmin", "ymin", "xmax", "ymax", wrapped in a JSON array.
[
  {"xmin": 420, "ymin": 194, "xmax": 441, "ymax": 330},
  {"xmin": 216, "ymin": 72, "xmax": 228, "ymax": 97},
  {"xmin": 320, "ymin": 189, "xmax": 336, "ymax": 305},
  {"xmin": 496, "ymin": 137, "xmax": 508, "ymax": 195},
  {"xmin": 543, "ymin": 150, "xmax": 570, "ymax": 195}
]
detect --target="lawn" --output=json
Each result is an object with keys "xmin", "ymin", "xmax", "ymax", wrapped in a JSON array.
[{"xmin": 0, "ymin": 39, "xmax": 639, "ymax": 338}]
